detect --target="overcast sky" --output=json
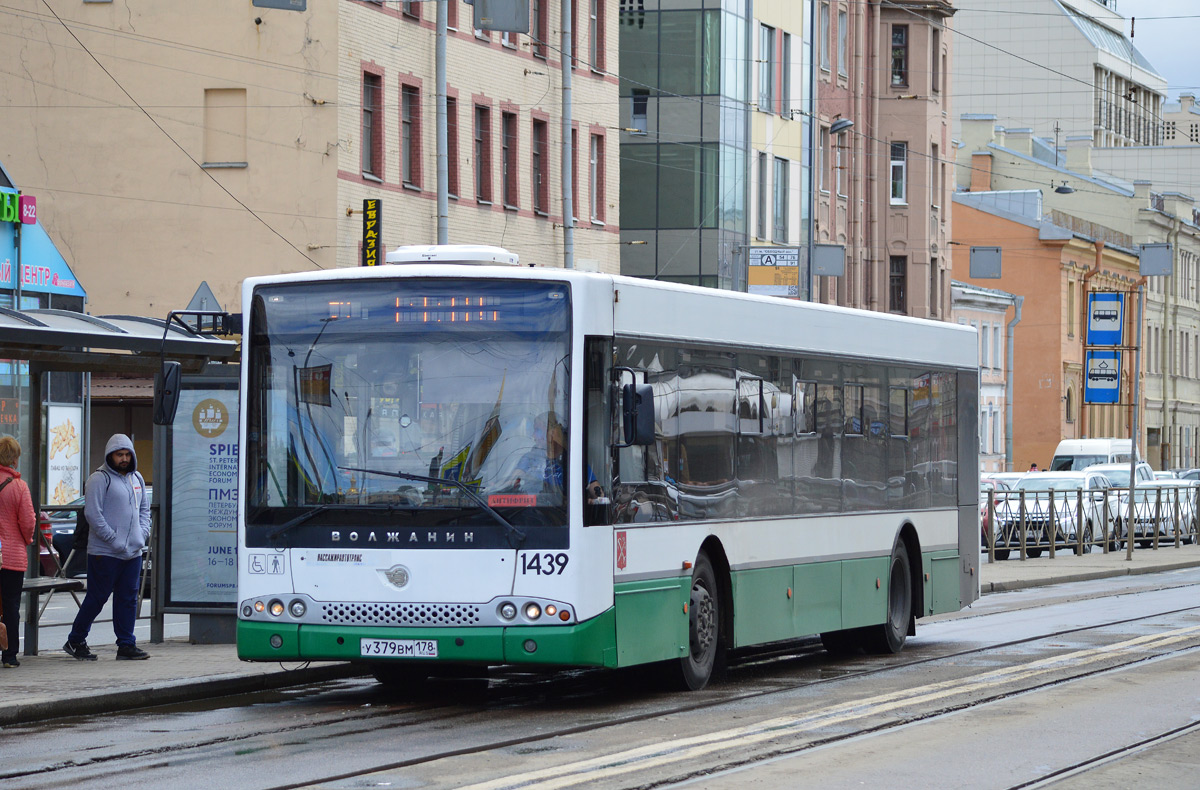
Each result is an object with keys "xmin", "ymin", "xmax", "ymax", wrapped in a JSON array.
[{"xmin": 1119, "ymin": 0, "xmax": 1198, "ymax": 100}]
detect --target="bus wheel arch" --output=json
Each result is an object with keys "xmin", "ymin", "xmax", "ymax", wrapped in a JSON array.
[
  {"xmin": 672, "ymin": 537, "xmax": 730, "ymax": 691},
  {"xmin": 896, "ymin": 522, "xmax": 922, "ymax": 634},
  {"xmin": 864, "ymin": 526, "xmax": 919, "ymax": 654}
]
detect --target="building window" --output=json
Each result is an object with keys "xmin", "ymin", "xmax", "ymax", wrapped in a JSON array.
[
  {"xmin": 889, "ymin": 256, "xmax": 907, "ymax": 312},
  {"xmin": 1067, "ymin": 280, "xmax": 1075, "ymax": 337},
  {"xmin": 447, "ymin": 97, "xmax": 459, "ymax": 199},
  {"xmin": 532, "ymin": 118, "xmax": 549, "ymax": 214},
  {"xmin": 819, "ymin": 127, "xmax": 828, "ymax": 192},
  {"xmin": 572, "ymin": 127, "xmax": 579, "ymax": 221},
  {"xmin": 590, "ymin": 133, "xmax": 605, "ymax": 222},
  {"xmin": 756, "ymin": 152, "xmax": 767, "ymax": 239},
  {"xmin": 501, "ymin": 30, "xmax": 516, "ymax": 48},
  {"xmin": 891, "ymin": 25, "xmax": 908, "ymax": 87},
  {"xmin": 836, "ymin": 132, "xmax": 845, "ymax": 196},
  {"xmin": 759, "ymin": 24, "xmax": 775, "ymax": 113},
  {"xmin": 981, "ymin": 324, "xmax": 991, "ymax": 368},
  {"xmin": 631, "ymin": 89, "xmax": 649, "ymax": 134},
  {"xmin": 930, "ymin": 142, "xmax": 939, "ymax": 206},
  {"xmin": 1065, "ymin": 388, "xmax": 1074, "ymax": 423},
  {"xmin": 820, "ymin": 2, "xmax": 830, "ymax": 71},
  {"xmin": 532, "ymin": 0, "xmax": 548, "ymax": 58},
  {"xmin": 837, "ymin": 10, "xmax": 847, "ymax": 76},
  {"xmin": 448, "ymin": 0, "xmax": 458, "ymax": 29},
  {"xmin": 931, "ymin": 29, "xmax": 941, "ymax": 92},
  {"xmin": 589, "ymin": 0, "xmax": 605, "ymax": 70},
  {"xmin": 890, "ymin": 142, "xmax": 907, "ymax": 204},
  {"xmin": 402, "ymin": 0, "xmax": 419, "ymax": 20},
  {"xmin": 1165, "ymin": 121, "xmax": 1176, "ymax": 141},
  {"xmin": 474, "ymin": 105, "xmax": 492, "ymax": 203},
  {"xmin": 571, "ymin": 0, "xmax": 578, "ymax": 68},
  {"xmin": 202, "ymin": 88, "xmax": 247, "ymax": 165},
  {"xmin": 930, "ymin": 256, "xmax": 939, "ymax": 317},
  {"xmin": 361, "ymin": 72, "xmax": 382, "ymax": 178},
  {"xmin": 773, "ymin": 157, "xmax": 789, "ymax": 242},
  {"xmin": 782, "ymin": 33, "xmax": 792, "ymax": 114},
  {"xmin": 502, "ymin": 111, "xmax": 518, "ymax": 207},
  {"xmin": 401, "ymin": 84, "xmax": 421, "ymax": 188}
]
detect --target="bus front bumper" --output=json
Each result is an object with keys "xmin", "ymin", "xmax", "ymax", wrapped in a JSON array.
[{"xmin": 237, "ymin": 609, "xmax": 618, "ymax": 668}]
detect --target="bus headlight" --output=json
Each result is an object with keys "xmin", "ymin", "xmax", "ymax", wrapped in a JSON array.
[
  {"xmin": 269, "ymin": 600, "xmax": 285, "ymax": 616},
  {"xmin": 289, "ymin": 600, "xmax": 307, "ymax": 618},
  {"xmin": 254, "ymin": 601, "xmax": 265, "ymax": 613},
  {"xmin": 524, "ymin": 603, "xmax": 542, "ymax": 620},
  {"xmin": 498, "ymin": 602, "xmax": 517, "ymax": 620}
]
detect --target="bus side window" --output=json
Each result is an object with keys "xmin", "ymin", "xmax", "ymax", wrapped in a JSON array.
[{"xmin": 584, "ymin": 337, "xmax": 612, "ymax": 525}]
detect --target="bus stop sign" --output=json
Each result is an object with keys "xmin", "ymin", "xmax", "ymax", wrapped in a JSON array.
[{"xmin": 1087, "ymin": 292, "xmax": 1123, "ymax": 347}]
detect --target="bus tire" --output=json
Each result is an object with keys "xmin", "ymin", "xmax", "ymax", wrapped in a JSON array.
[
  {"xmin": 863, "ymin": 543, "xmax": 912, "ymax": 655},
  {"xmin": 674, "ymin": 551, "xmax": 721, "ymax": 691}
]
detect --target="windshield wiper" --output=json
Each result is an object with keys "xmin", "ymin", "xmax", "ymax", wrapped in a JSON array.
[
  {"xmin": 267, "ymin": 504, "xmax": 332, "ymax": 541},
  {"xmin": 339, "ymin": 466, "xmax": 527, "ymax": 548},
  {"xmin": 265, "ymin": 502, "xmax": 407, "ymax": 542}
]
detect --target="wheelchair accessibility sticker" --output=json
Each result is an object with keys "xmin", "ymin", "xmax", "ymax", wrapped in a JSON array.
[{"xmin": 248, "ymin": 553, "xmax": 286, "ymax": 575}]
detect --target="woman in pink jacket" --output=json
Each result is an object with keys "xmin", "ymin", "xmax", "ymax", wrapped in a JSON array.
[{"xmin": 0, "ymin": 436, "xmax": 36, "ymax": 668}]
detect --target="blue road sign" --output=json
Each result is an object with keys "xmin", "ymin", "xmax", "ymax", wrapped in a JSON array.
[
  {"xmin": 1087, "ymin": 292, "xmax": 1124, "ymax": 347},
  {"xmin": 1085, "ymin": 350, "xmax": 1121, "ymax": 404}
]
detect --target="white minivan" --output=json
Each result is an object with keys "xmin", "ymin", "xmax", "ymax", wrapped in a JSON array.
[{"xmin": 1050, "ymin": 438, "xmax": 1135, "ymax": 471}]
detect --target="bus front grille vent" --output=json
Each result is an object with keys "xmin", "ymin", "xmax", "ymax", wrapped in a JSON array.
[{"xmin": 320, "ymin": 603, "xmax": 483, "ymax": 626}]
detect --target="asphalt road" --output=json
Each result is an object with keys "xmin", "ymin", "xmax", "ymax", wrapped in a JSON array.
[{"xmin": 5, "ymin": 569, "xmax": 1200, "ymax": 790}]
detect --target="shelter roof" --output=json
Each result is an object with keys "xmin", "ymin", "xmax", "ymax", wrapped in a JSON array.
[{"xmin": 0, "ymin": 308, "xmax": 237, "ymax": 373}]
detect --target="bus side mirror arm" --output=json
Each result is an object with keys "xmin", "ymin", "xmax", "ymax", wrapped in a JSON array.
[{"xmin": 612, "ymin": 367, "xmax": 654, "ymax": 448}]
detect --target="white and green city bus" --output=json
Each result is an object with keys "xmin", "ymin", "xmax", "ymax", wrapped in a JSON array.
[{"xmin": 236, "ymin": 245, "xmax": 979, "ymax": 690}]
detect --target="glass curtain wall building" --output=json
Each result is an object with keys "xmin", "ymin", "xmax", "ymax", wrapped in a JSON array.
[{"xmin": 619, "ymin": 0, "xmax": 751, "ymax": 290}]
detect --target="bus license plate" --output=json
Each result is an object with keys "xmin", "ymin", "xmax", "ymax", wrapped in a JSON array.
[{"xmin": 360, "ymin": 638, "xmax": 438, "ymax": 658}]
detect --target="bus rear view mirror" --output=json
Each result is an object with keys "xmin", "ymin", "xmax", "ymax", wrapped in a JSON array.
[
  {"xmin": 153, "ymin": 361, "xmax": 182, "ymax": 425},
  {"xmin": 621, "ymin": 382, "xmax": 655, "ymax": 446}
]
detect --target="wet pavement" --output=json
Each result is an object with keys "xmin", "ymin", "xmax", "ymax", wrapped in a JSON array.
[{"xmin": 4, "ymin": 544, "xmax": 1199, "ymax": 726}]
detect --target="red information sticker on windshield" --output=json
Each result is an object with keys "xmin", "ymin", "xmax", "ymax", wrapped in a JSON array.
[{"xmin": 488, "ymin": 494, "xmax": 537, "ymax": 507}]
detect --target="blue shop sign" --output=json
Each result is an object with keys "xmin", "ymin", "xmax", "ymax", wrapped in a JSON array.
[{"xmin": 0, "ymin": 188, "xmax": 86, "ymax": 298}]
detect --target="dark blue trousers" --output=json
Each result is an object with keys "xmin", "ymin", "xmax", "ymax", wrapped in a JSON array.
[{"xmin": 69, "ymin": 554, "xmax": 142, "ymax": 647}]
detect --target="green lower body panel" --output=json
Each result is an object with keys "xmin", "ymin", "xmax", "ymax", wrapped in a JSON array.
[
  {"xmin": 613, "ymin": 577, "xmax": 690, "ymax": 666},
  {"xmin": 926, "ymin": 550, "xmax": 961, "ymax": 614},
  {"xmin": 237, "ymin": 610, "xmax": 619, "ymax": 668},
  {"xmin": 237, "ymin": 550, "xmax": 964, "ymax": 669}
]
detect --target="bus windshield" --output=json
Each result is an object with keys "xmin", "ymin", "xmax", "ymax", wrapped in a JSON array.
[{"xmin": 245, "ymin": 278, "xmax": 571, "ymax": 546}]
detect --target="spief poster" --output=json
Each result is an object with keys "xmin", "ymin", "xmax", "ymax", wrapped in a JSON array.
[
  {"xmin": 46, "ymin": 405, "xmax": 83, "ymax": 505},
  {"xmin": 169, "ymin": 388, "xmax": 239, "ymax": 605}
]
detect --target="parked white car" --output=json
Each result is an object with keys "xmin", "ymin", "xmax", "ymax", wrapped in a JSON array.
[
  {"xmin": 989, "ymin": 471, "xmax": 1117, "ymax": 559},
  {"xmin": 1084, "ymin": 463, "xmax": 1197, "ymax": 546}
]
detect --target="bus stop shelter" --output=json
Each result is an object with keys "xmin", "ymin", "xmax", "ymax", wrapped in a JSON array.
[{"xmin": 0, "ymin": 307, "xmax": 237, "ymax": 654}]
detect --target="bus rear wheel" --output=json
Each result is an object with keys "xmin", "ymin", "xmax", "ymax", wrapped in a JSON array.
[
  {"xmin": 674, "ymin": 551, "xmax": 721, "ymax": 691},
  {"xmin": 863, "ymin": 543, "xmax": 912, "ymax": 655}
]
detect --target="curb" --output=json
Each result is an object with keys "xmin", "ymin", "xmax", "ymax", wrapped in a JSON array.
[
  {"xmin": 0, "ymin": 661, "xmax": 369, "ymax": 727},
  {"xmin": 982, "ymin": 558, "xmax": 1200, "ymax": 594}
]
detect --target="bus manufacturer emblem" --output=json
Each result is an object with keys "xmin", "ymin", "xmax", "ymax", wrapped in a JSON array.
[
  {"xmin": 616, "ymin": 531, "xmax": 627, "ymax": 570},
  {"xmin": 382, "ymin": 565, "xmax": 411, "ymax": 588}
]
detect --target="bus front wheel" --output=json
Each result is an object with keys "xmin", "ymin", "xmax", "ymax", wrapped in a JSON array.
[
  {"xmin": 863, "ymin": 543, "xmax": 912, "ymax": 655},
  {"xmin": 674, "ymin": 551, "xmax": 721, "ymax": 691}
]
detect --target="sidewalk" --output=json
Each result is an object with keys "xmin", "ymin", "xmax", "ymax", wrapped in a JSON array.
[{"xmin": 4, "ymin": 545, "xmax": 1200, "ymax": 727}]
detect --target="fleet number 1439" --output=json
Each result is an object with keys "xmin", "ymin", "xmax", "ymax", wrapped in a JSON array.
[{"xmin": 520, "ymin": 552, "xmax": 569, "ymax": 575}]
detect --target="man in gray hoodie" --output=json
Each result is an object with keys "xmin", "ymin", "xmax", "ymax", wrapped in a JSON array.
[{"xmin": 64, "ymin": 434, "xmax": 151, "ymax": 660}]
